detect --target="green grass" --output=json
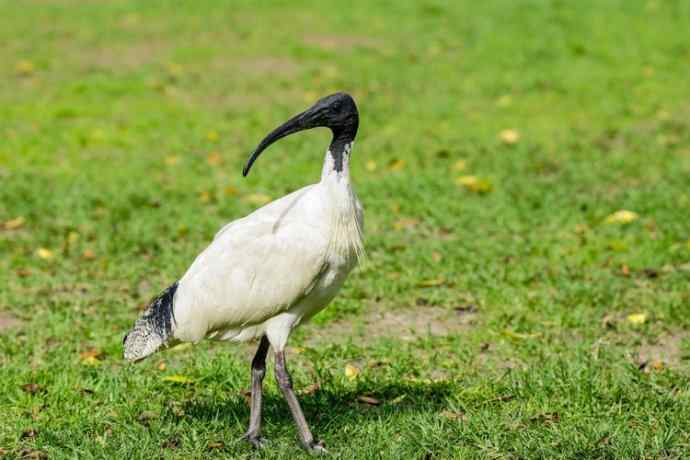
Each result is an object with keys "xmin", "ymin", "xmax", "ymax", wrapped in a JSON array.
[{"xmin": 1, "ymin": 0, "xmax": 690, "ymax": 458}]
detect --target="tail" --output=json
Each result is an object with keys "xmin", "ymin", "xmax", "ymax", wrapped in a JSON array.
[{"xmin": 123, "ymin": 282, "xmax": 179, "ymax": 362}]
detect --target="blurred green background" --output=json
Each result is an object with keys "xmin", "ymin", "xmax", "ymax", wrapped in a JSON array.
[{"xmin": 1, "ymin": 1, "xmax": 689, "ymax": 458}]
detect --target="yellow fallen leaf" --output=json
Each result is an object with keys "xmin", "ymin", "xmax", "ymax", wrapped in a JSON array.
[
  {"xmin": 456, "ymin": 175, "xmax": 493, "ymax": 193},
  {"xmin": 206, "ymin": 152, "xmax": 223, "ymax": 166},
  {"xmin": 199, "ymin": 191, "xmax": 212, "ymax": 203},
  {"xmin": 388, "ymin": 159, "xmax": 406, "ymax": 171},
  {"xmin": 344, "ymin": 364, "xmax": 360, "ymax": 381},
  {"xmin": 206, "ymin": 130, "xmax": 219, "ymax": 142},
  {"xmin": 453, "ymin": 159, "xmax": 467, "ymax": 172},
  {"xmin": 499, "ymin": 129, "xmax": 520, "ymax": 144},
  {"xmin": 67, "ymin": 231, "xmax": 80, "ymax": 244},
  {"xmin": 36, "ymin": 248, "xmax": 54, "ymax": 260},
  {"xmin": 243, "ymin": 193, "xmax": 272, "ymax": 206},
  {"xmin": 80, "ymin": 349, "xmax": 104, "ymax": 366},
  {"xmin": 687, "ymin": 238, "xmax": 690, "ymax": 250},
  {"xmin": 417, "ymin": 278, "xmax": 445, "ymax": 287},
  {"xmin": 223, "ymin": 185, "xmax": 238, "ymax": 196},
  {"xmin": 393, "ymin": 218, "xmax": 419, "ymax": 230},
  {"xmin": 15, "ymin": 60, "xmax": 34, "ymax": 76},
  {"xmin": 164, "ymin": 155, "xmax": 180, "ymax": 166},
  {"xmin": 82, "ymin": 249, "xmax": 96, "ymax": 260},
  {"xmin": 3, "ymin": 216, "xmax": 25, "ymax": 230},
  {"xmin": 157, "ymin": 361, "xmax": 167, "ymax": 371},
  {"xmin": 365, "ymin": 160, "xmax": 377, "ymax": 172},
  {"xmin": 503, "ymin": 330, "xmax": 541, "ymax": 340},
  {"xmin": 161, "ymin": 375, "xmax": 194, "ymax": 384},
  {"xmin": 605, "ymin": 210, "xmax": 639, "ymax": 225},
  {"xmin": 627, "ymin": 313, "xmax": 647, "ymax": 325}
]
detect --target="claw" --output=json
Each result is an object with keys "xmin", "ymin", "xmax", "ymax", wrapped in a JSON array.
[
  {"xmin": 304, "ymin": 439, "xmax": 327, "ymax": 455},
  {"xmin": 241, "ymin": 433, "xmax": 268, "ymax": 449}
]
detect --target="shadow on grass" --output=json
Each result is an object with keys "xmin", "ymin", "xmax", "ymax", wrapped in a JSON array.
[{"xmin": 183, "ymin": 379, "xmax": 454, "ymax": 432}]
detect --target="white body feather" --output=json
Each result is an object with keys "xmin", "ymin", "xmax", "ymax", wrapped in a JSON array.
[{"xmin": 171, "ymin": 147, "xmax": 363, "ymax": 351}]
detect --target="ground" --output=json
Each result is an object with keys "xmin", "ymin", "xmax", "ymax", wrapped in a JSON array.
[{"xmin": 1, "ymin": 1, "xmax": 690, "ymax": 459}]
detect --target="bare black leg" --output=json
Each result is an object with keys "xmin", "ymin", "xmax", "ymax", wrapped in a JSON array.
[
  {"xmin": 274, "ymin": 349, "xmax": 326, "ymax": 454},
  {"xmin": 243, "ymin": 336, "xmax": 270, "ymax": 448}
]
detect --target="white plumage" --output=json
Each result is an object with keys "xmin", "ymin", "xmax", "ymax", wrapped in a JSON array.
[{"xmin": 174, "ymin": 148, "xmax": 363, "ymax": 349}]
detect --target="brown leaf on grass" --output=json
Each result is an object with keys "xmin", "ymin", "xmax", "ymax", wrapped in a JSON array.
[
  {"xmin": 157, "ymin": 361, "xmax": 166, "ymax": 371},
  {"xmin": 454, "ymin": 304, "xmax": 478, "ymax": 315},
  {"xmin": 431, "ymin": 251, "xmax": 443, "ymax": 263},
  {"xmin": 82, "ymin": 249, "xmax": 96, "ymax": 260},
  {"xmin": 21, "ymin": 383, "xmax": 44, "ymax": 395},
  {"xmin": 16, "ymin": 268, "xmax": 32, "ymax": 277},
  {"xmin": 301, "ymin": 382, "xmax": 320, "ymax": 396},
  {"xmin": 80, "ymin": 349, "xmax": 105, "ymax": 366},
  {"xmin": 207, "ymin": 442, "xmax": 224, "ymax": 449},
  {"xmin": 602, "ymin": 314, "xmax": 617, "ymax": 330},
  {"xmin": 199, "ymin": 191, "xmax": 212, "ymax": 203},
  {"xmin": 18, "ymin": 448, "xmax": 47, "ymax": 459},
  {"xmin": 357, "ymin": 395, "xmax": 381, "ymax": 406},
  {"xmin": 621, "ymin": 264, "xmax": 630, "ymax": 276},
  {"xmin": 530, "ymin": 412, "xmax": 560, "ymax": 425},
  {"xmin": 240, "ymin": 389, "xmax": 251, "ymax": 405},
  {"xmin": 440, "ymin": 410, "xmax": 467, "ymax": 421},
  {"xmin": 21, "ymin": 428, "xmax": 38, "ymax": 439},
  {"xmin": 162, "ymin": 437, "xmax": 180, "ymax": 449},
  {"xmin": 137, "ymin": 410, "xmax": 158, "ymax": 426},
  {"xmin": 2, "ymin": 216, "xmax": 25, "ymax": 230},
  {"xmin": 223, "ymin": 185, "xmax": 238, "ymax": 196},
  {"xmin": 206, "ymin": 151, "xmax": 223, "ymax": 166}
]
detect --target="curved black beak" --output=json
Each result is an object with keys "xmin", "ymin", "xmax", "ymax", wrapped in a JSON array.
[
  {"xmin": 243, "ymin": 109, "xmax": 317, "ymax": 177},
  {"xmin": 242, "ymin": 92, "xmax": 359, "ymax": 177}
]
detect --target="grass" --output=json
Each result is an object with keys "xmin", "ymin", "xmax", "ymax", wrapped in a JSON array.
[{"xmin": 1, "ymin": 0, "xmax": 690, "ymax": 458}]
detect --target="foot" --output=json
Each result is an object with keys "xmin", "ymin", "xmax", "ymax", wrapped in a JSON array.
[
  {"xmin": 303, "ymin": 439, "xmax": 327, "ymax": 455},
  {"xmin": 241, "ymin": 433, "xmax": 268, "ymax": 449}
]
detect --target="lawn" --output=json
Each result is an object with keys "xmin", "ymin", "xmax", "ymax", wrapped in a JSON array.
[{"xmin": 1, "ymin": 0, "xmax": 690, "ymax": 458}]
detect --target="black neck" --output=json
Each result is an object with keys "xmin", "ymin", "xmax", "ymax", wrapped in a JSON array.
[{"xmin": 329, "ymin": 124, "xmax": 357, "ymax": 172}]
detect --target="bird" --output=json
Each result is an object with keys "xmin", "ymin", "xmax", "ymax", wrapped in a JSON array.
[{"xmin": 123, "ymin": 92, "xmax": 363, "ymax": 454}]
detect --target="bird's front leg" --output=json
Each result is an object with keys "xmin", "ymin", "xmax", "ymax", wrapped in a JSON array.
[
  {"xmin": 243, "ymin": 336, "xmax": 270, "ymax": 448},
  {"xmin": 274, "ymin": 349, "xmax": 326, "ymax": 454}
]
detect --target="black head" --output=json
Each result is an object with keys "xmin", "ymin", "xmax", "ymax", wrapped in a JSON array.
[{"xmin": 243, "ymin": 92, "xmax": 359, "ymax": 176}]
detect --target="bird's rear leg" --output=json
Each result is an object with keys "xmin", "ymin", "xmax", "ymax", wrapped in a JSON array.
[
  {"xmin": 243, "ymin": 336, "xmax": 270, "ymax": 448},
  {"xmin": 274, "ymin": 350, "xmax": 326, "ymax": 454}
]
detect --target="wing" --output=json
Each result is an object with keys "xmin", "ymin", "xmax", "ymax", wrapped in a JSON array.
[{"xmin": 171, "ymin": 185, "xmax": 329, "ymax": 342}]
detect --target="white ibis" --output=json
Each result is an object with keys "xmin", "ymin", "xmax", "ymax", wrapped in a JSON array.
[{"xmin": 123, "ymin": 93, "xmax": 363, "ymax": 453}]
